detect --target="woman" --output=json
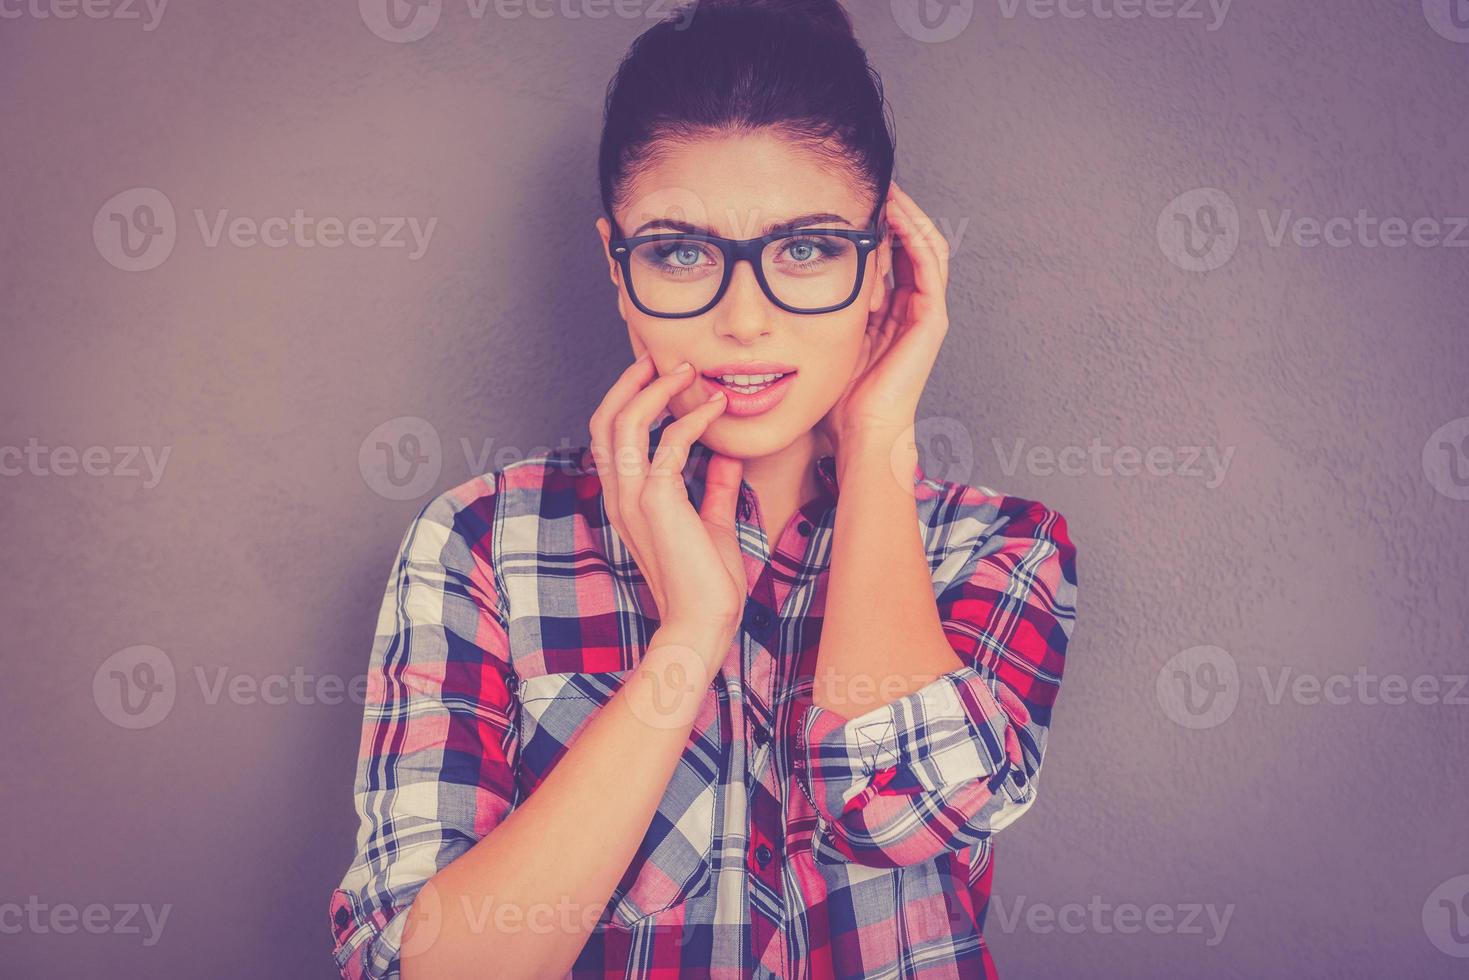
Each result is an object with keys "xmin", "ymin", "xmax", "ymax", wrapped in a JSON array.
[{"xmin": 329, "ymin": 1, "xmax": 1079, "ymax": 977}]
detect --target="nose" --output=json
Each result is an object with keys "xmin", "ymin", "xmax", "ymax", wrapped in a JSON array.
[{"xmin": 713, "ymin": 257, "xmax": 776, "ymax": 343}]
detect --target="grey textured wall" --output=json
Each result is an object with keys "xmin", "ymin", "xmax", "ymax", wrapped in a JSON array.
[{"xmin": 2, "ymin": 1, "xmax": 1466, "ymax": 977}]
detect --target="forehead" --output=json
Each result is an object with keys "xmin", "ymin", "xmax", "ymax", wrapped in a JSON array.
[{"xmin": 619, "ymin": 130, "xmax": 872, "ymax": 236}]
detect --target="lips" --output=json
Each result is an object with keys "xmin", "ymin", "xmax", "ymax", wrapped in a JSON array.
[{"xmin": 698, "ymin": 369, "xmax": 797, "ymax": 417}]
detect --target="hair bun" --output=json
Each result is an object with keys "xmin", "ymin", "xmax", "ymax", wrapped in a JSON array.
[{"xmin": 686, "ymin": 0, "xmax": 855, "ymax": 40}]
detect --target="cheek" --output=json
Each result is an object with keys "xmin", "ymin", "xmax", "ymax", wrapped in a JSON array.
[
  {"xmin": 796, "ymin": 320, "xmax": 869, "ymax": 405},
  {"xmin": 629, "ymin": 323, "xmax": 683, "ymax": 372},
  {"xmin": 830, "ymin": 314, "xmax": 870, "ymax": 373}
]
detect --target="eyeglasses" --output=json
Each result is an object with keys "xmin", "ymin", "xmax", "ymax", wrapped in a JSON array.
[{"xmin": 607, "ymin": 213, "xmax": 885, "ymax": 319}]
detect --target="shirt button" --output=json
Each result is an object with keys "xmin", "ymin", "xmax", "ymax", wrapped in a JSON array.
[
  {"xmin": 797, "ymin": 520, "xmax": 812, "ymax": 536},
  {"xmin": 743, "ymin": 600, "xmax": 772, "ymax": 638},
  {"xmin": 751, "ymin": 726, "xmax": 769, "ymax": 749},
  {"xmin": 754, "ymin": 844, "xmax": 773, "ymax": 868}
]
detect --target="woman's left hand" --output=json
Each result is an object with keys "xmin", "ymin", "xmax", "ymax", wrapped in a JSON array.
[{"xmin": 817, "ymin": 180, "xmax": 951, "ymax": 462}]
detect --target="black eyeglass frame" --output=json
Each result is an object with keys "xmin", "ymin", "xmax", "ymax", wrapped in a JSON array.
[{"xmin": 607, "ymin": 212, "xmax": 887, "ymax": 319}]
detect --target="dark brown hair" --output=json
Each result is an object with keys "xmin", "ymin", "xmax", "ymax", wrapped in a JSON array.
[{"xmin": 597, "ymin": 0, "xmax": 896, "ymax": 226}]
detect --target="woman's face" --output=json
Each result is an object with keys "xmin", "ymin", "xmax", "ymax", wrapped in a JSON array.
[{"xmin": 595, "ymin": 130, "xmax": 891, "ymax": 461}]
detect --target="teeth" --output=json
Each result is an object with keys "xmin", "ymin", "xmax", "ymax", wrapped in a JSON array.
[
  {"xmin": 713, "ymin": 371, "xmax": 788, "ymax": 395},
  {"xmin": 716, "ymin": 372, "xmax": 785, "ymax": 385}
]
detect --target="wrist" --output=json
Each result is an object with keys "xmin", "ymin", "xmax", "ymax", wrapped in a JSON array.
[
  {"xmin": 653, "ymin": 619, "xmax": 736, "ymax": 675},
  {"xmin": 619, "ymin": 627, "xmax": 730, "ymax": 732},
  {"xmin": 836, "ymin": 423, "xmax": 918, "ymax": 487}
]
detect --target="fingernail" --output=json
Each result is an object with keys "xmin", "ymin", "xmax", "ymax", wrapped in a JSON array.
[
  {"xmin": 706, "ymin": 390, "xmax": 725, "ymax": 403},
  {"xmin": 676, "ymin": 360, "xmax": 693, "ymax": 373}
]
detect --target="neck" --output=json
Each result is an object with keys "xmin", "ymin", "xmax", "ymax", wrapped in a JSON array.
[{"xmin": 737, "ymin": 426, "xmax": 834, "ymax": 534}]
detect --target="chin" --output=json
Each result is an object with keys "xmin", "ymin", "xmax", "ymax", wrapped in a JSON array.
[{"xmin": 698, "ymin": 411, "xmax": 810, "ymax": 460}]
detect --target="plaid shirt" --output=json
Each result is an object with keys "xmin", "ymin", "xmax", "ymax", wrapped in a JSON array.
[{"xmin": 330, "ymin": 408, "xmax": 1079, "ymax": 979}]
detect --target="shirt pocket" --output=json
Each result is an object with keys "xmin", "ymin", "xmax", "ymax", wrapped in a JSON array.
[{"xmin": 514, "ymin": 668, "xmax": 722, "ymax": 929}]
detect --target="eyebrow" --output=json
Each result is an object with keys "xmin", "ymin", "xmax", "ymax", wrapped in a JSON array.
[{"xmin": 628, "ymin": 211, "xmax": 855, "ymax": 237}]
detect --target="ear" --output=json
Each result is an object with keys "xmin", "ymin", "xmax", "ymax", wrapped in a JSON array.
[
  {"xmin": 594, "ymin": 216, "xmax": 629, "ymax": 322},
  {"xmin": 867, "ymin": 224, "xmax": 893, "ymax": 314}
]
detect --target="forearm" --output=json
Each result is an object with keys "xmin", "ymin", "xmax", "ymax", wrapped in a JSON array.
[
  {"xmin": 400, "ymin": 622, "xmax": 730, "ymax": 980},
  {"xmin": 814, "ymin": 428, "xmax": 963, "ymax": 718}
]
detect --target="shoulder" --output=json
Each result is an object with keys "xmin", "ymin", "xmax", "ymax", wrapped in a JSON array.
[
  {"xmin": 399, "ymin": 444, "xmax": 604, "ymax": 572},
  {"xmin": 410, "ymin": 443, "xmax": 597, "ymax": 531},
  {"xmin": 915, "ymin": 472, "xmax": 1078, "ymax": 589}
]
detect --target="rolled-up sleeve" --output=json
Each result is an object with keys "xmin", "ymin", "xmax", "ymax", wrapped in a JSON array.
[
  {"xmin": 329, "ymin": 478, "xmax": 518, "ymax": 979},
  {"xmin": 796, "ymin": 497, "xmax": 1078, "ymax": 868}
]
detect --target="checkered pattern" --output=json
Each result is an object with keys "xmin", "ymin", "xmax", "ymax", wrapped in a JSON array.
[{"xmin": 329, "ymin": 408, "xmax": 1079, "ymax": 979}]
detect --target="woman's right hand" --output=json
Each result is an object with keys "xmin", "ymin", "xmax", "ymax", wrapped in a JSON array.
[{"xmin": 588, "ymin": 354, "xmax": 748, "ymax": 653}]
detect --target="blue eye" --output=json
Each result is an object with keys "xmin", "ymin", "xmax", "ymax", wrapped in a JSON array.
[
  {"xmin": 777, "ymin": 236, "xmax": 847, "ymax": 267},
  {"xmin": 653, "ymin": 241, "xmax": 711, "ymax": 269}
]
